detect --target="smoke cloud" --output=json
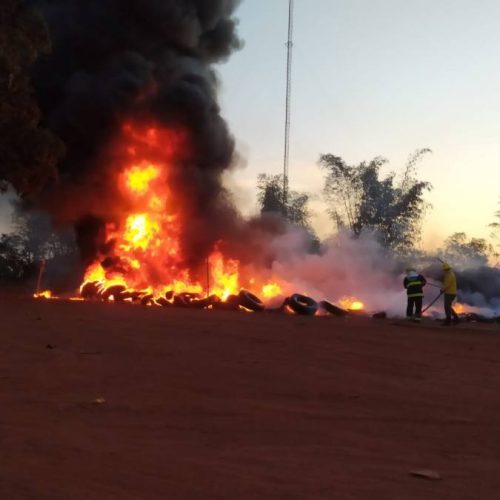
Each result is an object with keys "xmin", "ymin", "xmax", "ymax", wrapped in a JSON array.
[
  {"xmin": 242, "ymin": 229, "xmax": 406, "ymax": 316},
  {"xmin": 250, "ymin": 228, "xmax": 500, "ymax": 318},
  {"xmin": 29, "ymin": 0, "xmax": 244, "ymax": 268},
  {"xmin": 455, "ymin": 267, "xmax": 500, "ymax": 315}
]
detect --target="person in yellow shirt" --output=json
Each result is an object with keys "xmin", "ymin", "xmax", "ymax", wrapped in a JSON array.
[{"xmin": 441, "ymin": 262, "xmax": 460, "ymax": 325}]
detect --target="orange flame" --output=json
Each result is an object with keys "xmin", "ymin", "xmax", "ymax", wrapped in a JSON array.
[
  {"xmin": 261, "ymin": 282, "xmax": 282, "ymax": 299},
  {"xmin": 77, "ymin": 124, "xmax": 286, "ymax": 305},
  {"xmin": 124, "ymin": 163, "xmax": 160, "ymax": 195},
  {"xmin": 209, "ymin": 250, "xmax": 240, "ymax": 300},
  {"xmin": 122, "ymin": 214, "xmax": 161, "ymax": 251},
  {"xmin": 339, "ymin": 297, "xmax": 365, "ymax": 311},
  {"xmin": 34, "ymin": 290, "xmax": 55, "ymax": 299}
]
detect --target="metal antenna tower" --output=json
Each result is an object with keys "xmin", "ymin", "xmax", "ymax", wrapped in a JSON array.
[{"xmin": 282, "ymin": 0, "xmax": 294, "ymax": 214}]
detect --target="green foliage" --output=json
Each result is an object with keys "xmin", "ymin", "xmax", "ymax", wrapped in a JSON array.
[
  {"xmin": 0, "ymin": 0, "xmax": 64, "ymax": 196},
  {"xmin": 257, "ymin": 174, "xmax": 313, "ymax": 229},
  {"xmin": 319, "ymin": 149, "xmax": 432, "ymax": 251},
  {"xmin": 441, "ymin": 232, "xmax": 496, "ymax": 267}
]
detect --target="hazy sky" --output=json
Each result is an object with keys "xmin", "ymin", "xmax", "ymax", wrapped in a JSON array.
[
  {"xmin": 1, "ymin": 0, "xmax": 499, "ymax": 248},
  {"xmin": 217, "ymin": 0, "xmax": 500, "ymax": 247}
]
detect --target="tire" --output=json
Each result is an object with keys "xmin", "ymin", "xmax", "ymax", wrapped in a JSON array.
[
  {"xmin": 288, "ymin": 294, "xmax": 318, "ymax": 316},
  {"xmin": 319, "ymin": 300, "xmax": 348, "ymax": 317},
  {"xmin": 173, "ymin": 292, "xmax": 201, "ymax": 308},
  {"xmin": 190, "ymin": 295, "xmax": 218, "ymax": 309},
  {"xmin": 156, "ymin": 297, "xmax": 172, "ymax": 307},
  {"xmin": 173, "ymin": 295, "xmax": 188, "ymax": 307},
  {"xmin": 81, "ymin": 281, "xmax": 99, "ymax": 299},
  {"xmin": 213, "ymin": 294, "xmax": 240, "ymax": 311},
  {"xmin": 140, "ymin": 294, "xmax": 153, "ymax": 306},
  {"xmin": 239, "ymin": 290, "xmax": 265, "ymax": 312},
  {"xmin": 128, "ymin": 291, "xmax": 143, "ymax": 302},
  {"xmin": 101, "ymin": 285, "xmax": 126, "ymax": 301}
]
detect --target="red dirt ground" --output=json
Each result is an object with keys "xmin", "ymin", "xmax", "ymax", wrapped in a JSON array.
[{"xmin": 1, "ymin": 296, "xmax": 500, "ymax": 499}]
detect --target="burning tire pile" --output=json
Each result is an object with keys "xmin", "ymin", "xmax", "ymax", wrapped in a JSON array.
[
  {"xmin": 80, "ymin": 282, "xmax": 265, "ymax": 311},
  {"xmin": 78, "ymin": 282, "xmax": 366, "ymax": 317}
]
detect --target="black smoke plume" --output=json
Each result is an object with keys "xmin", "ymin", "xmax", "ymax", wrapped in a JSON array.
[{"xmin": 28, "ymin": 0, "xmax": 244, "ymax": 269}]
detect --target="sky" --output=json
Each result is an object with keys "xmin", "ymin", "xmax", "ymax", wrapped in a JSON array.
[
  {"xmin": 1, "ymin": 0, "xmax": 499, "ymax": 249},
  {"xmin": 216, "ymin": 0, "xmax": 500, "ymax": 248}
]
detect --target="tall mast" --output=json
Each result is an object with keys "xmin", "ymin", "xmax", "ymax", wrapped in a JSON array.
[{"xmin": 283, "ymin": 0, "xmax": 294, "ymax": 214}]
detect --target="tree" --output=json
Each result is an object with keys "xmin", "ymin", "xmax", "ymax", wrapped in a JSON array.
[
  {"xmin": 0, "ymin": 209, "xmax": 78, "ymax": 286},
  {"xmin": 0, "ymin": 0, "xmax": 64, "ymax": 197},
  {"xmin": 319, "ymin": 149, "xmax": 432, "ymax": 251},
  {"xmin": 0, "ymin": 232, "xmax": 33, "ymax": 282},
  {"xmin": 257, "ymin": 174, "xmax": 313, "ymax": 229},
  {"xmin": 490, "ymin": 197, "xmax": 500, "ymax": 233},
  {"xmin": 490, "ymin": 198, "xmax": 500, "ymax": 265},
  {"xmin": 12, "ymin": 209, "xmax": 76, "ymax": 262},
  {"xmin": 441, "ymin": 232, "xmax": 496, "ymax": 268}
]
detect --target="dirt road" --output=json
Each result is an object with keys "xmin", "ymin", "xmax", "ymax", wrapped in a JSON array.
[{"xmin": 1, "ymin": 297, "xmax": 499, "ymax": 499}]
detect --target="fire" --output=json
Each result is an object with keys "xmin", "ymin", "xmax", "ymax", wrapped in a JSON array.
[
  {"xmin": 339, "ymin": 297, "xmax": 365, "ymax": 312},
  {"xmin": 34, "ymin": 290, "xmax": 55, "ymax": 299},
  {"xmin": 262, "ymin": 282, "xmax": 282, "ymax": 299},
  {"xmin": 122, "ymin": 214, "xmax": 161, "ymax": 251},
  {"xmin": 125, "ymin": 164, "xmax": 159, "ymax": 194},
  {"xmin": 77, "ymin": 123, "xmax": 285, "ymax": 306},
  {"xmin": 209, "ymin": 251, "xmax": 240, "ymax": 300}
]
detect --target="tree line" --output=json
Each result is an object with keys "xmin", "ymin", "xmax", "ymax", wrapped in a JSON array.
[{"xmin": 257, "ymin": 153, "xmax": 499, "ymax": 265}]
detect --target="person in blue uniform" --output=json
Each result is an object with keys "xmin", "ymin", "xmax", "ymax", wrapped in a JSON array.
[{"xmin": 404, "ymin": 268, "xmax": 427, "ymax": 321}]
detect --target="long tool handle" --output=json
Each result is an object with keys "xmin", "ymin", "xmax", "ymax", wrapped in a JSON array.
[
  {"xmin": 422, "ymin": 292, "xmax": 444, "ymax": 314},
  {"xmin": 427, "ymin": 282, "xmax": 441, "ymax": 288},
  {"xmin": 35, "ymin": 259, "xmax": 46, "ymax": 295}
]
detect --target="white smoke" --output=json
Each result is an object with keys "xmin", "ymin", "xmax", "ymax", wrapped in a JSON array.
[
  {"xmin": 264, "ymin": 229, "xmax": 408, "ymax": 316},
  {"xmin": 258, "ymin": 227, "xmax": 500, "ymax": 319}
]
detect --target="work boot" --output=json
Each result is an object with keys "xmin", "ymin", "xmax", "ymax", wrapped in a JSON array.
[{"xmin": 413, "ymin": 317, "xmax": 421, "ymax": 323}]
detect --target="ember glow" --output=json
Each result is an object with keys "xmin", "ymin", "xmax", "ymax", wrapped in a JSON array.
[
  {"xmin": 77, "ymin": 124, "xmax": 281, "ymax": 305},
  {"xmin": 339, "ymin": 297, "xmax": 365, "ymax": 312},
  {"xmin": 34, "ymin": 290, "xmax": 55, "ymax": 299},
  {"xmin": 262, "ymin": 282, "xmax": 283, "ymax": 299}
]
